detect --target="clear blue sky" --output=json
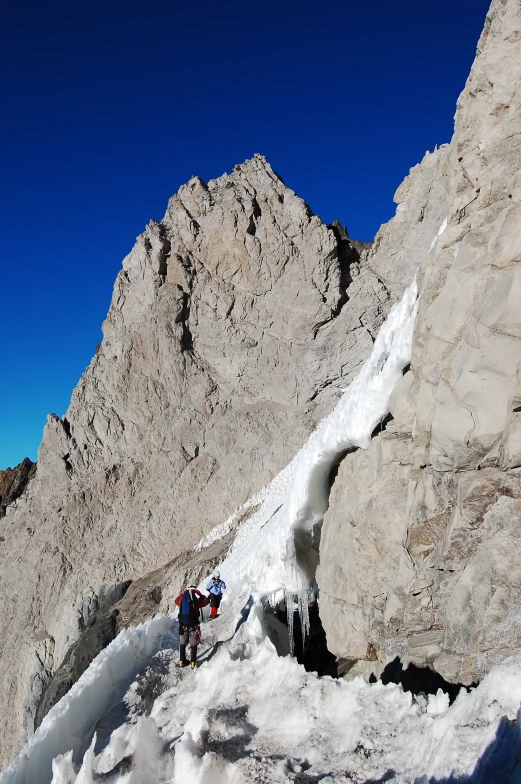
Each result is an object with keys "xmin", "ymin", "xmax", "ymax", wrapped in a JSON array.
[{"xmin": 0, "ymin": 0, "xmax": 491, "ymax": 470}]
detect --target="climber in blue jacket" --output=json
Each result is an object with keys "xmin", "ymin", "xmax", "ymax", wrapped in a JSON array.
[{"xmin": 206, "ymin": 570, "xmax": 226, "ymax": 618}]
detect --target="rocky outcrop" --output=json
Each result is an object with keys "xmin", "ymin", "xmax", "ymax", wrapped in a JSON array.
[
  {"xmin": 318, "ymin": 0, "xmax": 521, "ymax": 686},
  {"xmin": 0, "ymin": 156, "xmax": 392, "ymax": 764},
  {"xmin": 0, "ymin": 458, "xmax": 36, "ymax": 518}
]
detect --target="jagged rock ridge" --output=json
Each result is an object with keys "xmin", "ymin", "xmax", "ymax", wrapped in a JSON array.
[
  {"xmin": 0, "ymin": 154, "xmax": 391, "ymax": 765},
  {"xmin": 0, "ymin": 458, "xmax": 36, "ymax": 519}
]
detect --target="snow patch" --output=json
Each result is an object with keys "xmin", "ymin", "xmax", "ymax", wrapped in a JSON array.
[
  {"xmin": 429, "ymin": 216, "xmax": 448, "ymax": 252},
  {"xmin": 52, "ymin": 645, "xmax": 521, "ymax": 783}
]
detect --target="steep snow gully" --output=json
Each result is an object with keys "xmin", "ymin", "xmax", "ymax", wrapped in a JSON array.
[{"xmin": 6, "ymin": 281, "xmax": 521, "ymax": 782}]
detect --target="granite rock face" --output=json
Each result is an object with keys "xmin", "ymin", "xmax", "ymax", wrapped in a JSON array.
[
  {"xmin": 318, "ymin": 0, "xmax": 521, "ymax": 686},
  {"xmin": 0, "ymin": 156, "xmax": 391, "ymax": 764}
]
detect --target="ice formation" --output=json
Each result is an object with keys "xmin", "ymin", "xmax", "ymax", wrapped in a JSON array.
[
  {"xmin": 0, "ymin": 616, "xmax": 174, "ymax": 784},
  {"xmin": 285, "ymin": 589, "xmax": 314, "ymax": 655},
  {"xmin": 215, "ymin": 278, "xmax": 419, "ymax": 606}
]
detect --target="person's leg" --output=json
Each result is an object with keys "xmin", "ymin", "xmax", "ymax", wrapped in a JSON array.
[
  {"xmin": 179, "ymin": 627, "xmax": 189, "ymax": 666},
  {"xmin": 210, "ymin": 593, "xmax": 219, "ymax": 618},
  {"xmin": 189, "ymin": 627, "xmax": 198, "ymax": 668}
]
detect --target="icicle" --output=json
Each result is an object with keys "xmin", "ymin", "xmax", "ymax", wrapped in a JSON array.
[
  {"xmin": 284, "ymin": 589, "xmax": 316, "ymax": 656},
  {"xmin": 286, "ymin": 592, "xmax": 296, "ymax": 655},
  {"xmin": 297, "ymin": 592, "xmax": 310, "ymax": 652}
]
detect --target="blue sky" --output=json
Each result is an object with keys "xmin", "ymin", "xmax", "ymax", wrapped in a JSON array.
[{"xmin": 0, "ymin": 0, "xmax": 491, "ymax": 470}]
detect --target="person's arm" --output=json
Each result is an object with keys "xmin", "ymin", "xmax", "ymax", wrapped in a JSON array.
[
  {"xmin": 175, "ymin": 594, "xmax": 182, "ymax": 607},
  {"xmin": 195, "ymin": 595, "xmax": 209, "ymax": 610},
  {"xmin": 220, "ymin": 580, "xmax": 226, "ymax": 590}
]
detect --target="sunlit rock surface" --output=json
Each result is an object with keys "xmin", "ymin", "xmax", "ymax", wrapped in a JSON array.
[
  {"xmin": 0, "ymin": 157, "xmax": 390, "ymax": 763},
  {"xmin": 319, "ymin": 0, "xmax": 521, "ymax": 685}
]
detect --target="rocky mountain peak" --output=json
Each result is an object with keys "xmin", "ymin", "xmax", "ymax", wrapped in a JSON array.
[
  {"xmin": 160, "ymin": 152, "xmax": 339, "ymax": 313},
  {"xmin": 0, "ymin": 152, "xmax": 393, "ymax": 763}
]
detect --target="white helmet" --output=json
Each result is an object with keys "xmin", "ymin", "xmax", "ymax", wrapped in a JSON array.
[{"xmin": 213, "ymin": 570, "xmax": 220, "ymax": 578}]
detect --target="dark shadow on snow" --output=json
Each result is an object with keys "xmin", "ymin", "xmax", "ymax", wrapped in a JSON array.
[
  {"xmin": 234, "ymin": 595, "xmax": 254, "ymax": 635},
  {"xmin": 423, "ymin": 711, "xmax": 521, "ymax": 783},
  {"xmin": 203, "ymin": 705, "xmax": 257, "ymax": 762},
  {"xmin": 356, "ymin": 710, "xmax": 521, "ymax": 783},
  {"xmin": 361, "ymin": 772, "xmax": 397, "ymax": 783},
  {"xmin": 375, "ymin": 657, "xmax": 469, "ymax": 705}
]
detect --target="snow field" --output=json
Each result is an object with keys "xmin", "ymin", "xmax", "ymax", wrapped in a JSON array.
[
  {"xmin": 150, "ymin": 645, "xmax": 521, "ymax": 782},
  {"xmin": 50, "ymin": 636, "xmax": 521, "ymax": 782}
]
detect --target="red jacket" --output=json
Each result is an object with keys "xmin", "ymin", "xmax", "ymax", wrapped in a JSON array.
[{"xmin": 175, "ymin": 588, "xmax": 209, "ymax": 613}]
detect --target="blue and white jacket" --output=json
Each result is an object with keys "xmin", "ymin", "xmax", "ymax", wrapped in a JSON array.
[{"xmin": 206, "ymin": 577, "xmax": 226, "ymax": 596}]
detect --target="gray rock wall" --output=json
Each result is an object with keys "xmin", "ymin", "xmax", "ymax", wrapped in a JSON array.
[
  {"xmin": 0, "ymin": 157, "xmax": 392, "ymax": 764},
  {"xmin": 318, "ymin": 0, "xmax": 521, "ymax": 686}
]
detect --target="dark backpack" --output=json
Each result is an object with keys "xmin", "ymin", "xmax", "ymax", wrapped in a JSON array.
[{"xmin": 179, "ymin": 589, "xmax": 199, "ymax": 627}]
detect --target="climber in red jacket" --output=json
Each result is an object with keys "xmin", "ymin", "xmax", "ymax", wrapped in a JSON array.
[{"xmin": 175, "ymin": 584, "xmax": 209, "ymax": 669}]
